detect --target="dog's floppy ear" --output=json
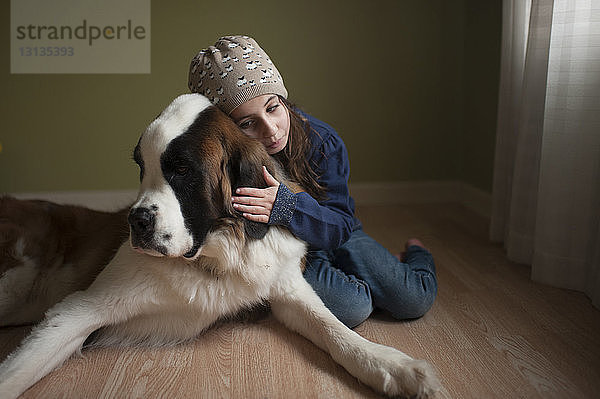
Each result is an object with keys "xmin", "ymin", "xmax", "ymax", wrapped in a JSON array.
[{"xmin": 228, "ymin": 147, "xmax": 270, "ymax": 240}]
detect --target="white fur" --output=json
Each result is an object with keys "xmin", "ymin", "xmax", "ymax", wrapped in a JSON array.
[
  {"xmin": 0, "ymin": 94, "xmax": 440, "ymax": 398},
  {"xmin": 133, "ymin": 94, "xmax": 212, "ymax": 257}
]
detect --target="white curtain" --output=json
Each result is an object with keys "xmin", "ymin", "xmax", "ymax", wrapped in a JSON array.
[{"xmin": 491, "ymin": 0, "xmax": 600, "ymax": 308}]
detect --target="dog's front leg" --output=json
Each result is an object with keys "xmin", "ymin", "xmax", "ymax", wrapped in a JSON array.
[
  {"xmin": 270, "ymin": 277, "xmax": 441, "ymax": 398},
  {"xmin": 0, "ymin": 291, "xmax": 111, "ymax": 398},
  {"xmin": 0, "ymin": 244, "xmax": 144, "ymax": 399}
]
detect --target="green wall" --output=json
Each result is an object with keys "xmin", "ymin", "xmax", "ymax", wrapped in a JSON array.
[
  {"xmin": 462, "ymin": 0, "xmax": 502, "ymax": 192},
  {"xmin": 0, "ymin": 0, "xmax": 501, "ymax": 193}
]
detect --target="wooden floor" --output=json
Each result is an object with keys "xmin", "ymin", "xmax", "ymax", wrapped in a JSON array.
[{"xmin": 1, "ymin": 203, "xmax": 599, "ymax": 398}]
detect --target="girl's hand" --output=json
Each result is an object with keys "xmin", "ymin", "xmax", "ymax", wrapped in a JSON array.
[{"xmin": 232, "ymin": 166, "xmax": 280, "ymax": 223}]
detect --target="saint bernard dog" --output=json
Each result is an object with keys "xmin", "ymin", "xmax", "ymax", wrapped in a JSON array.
[{"xmin": 0, "ymin": 94, "xmax": 440, "ymax": 398}]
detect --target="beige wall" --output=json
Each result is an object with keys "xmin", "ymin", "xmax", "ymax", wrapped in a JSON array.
[{"xmin": 0, "ymin": 0, "xmax": 501, "ymax": 193}]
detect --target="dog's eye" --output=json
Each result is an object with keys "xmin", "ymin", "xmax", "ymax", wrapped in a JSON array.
[{"xmin": 175, "ymin": 166, "xmax": 189, "ymax": 176}]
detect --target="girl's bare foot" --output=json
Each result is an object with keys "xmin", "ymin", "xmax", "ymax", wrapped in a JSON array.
[
  {"xmin": 394, "ymin": 238, "xmax": 427, "ymax": 262},
  {"xmin": 405, "ymin": 238, "xmax": 426, "ymax": 250}
]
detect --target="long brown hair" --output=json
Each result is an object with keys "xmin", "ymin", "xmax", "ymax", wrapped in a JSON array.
[{"xmin": 273, "ymin": 97, "xmax": 327, "ymax": 201}]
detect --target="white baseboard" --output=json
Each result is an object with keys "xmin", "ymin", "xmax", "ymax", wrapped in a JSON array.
[
  {"xmin": 455, "ymin": 182, "xmax": 493, "ymax": 219},
  {"xmin": 10, "ymin": 190, "xmax": 137, "ymax": 212},
  {"xmin": 7, "ymin": 181, "xmax": 491, "ymax": 218}
]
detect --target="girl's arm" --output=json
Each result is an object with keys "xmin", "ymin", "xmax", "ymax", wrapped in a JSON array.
[
  {"xmin": 232, "ymin": 114, "xmax": 358, "ymax": 250},
  {"xmin": 269, "ymin": 132, "xmax": 357, "ymax": 249}
]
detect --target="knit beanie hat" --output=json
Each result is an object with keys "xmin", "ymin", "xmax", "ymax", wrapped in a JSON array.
[{"xmin": 188, "ymin": 35, "xmax": 288, "ymax": 115}]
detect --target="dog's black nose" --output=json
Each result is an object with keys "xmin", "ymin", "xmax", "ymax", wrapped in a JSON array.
[{"xmin": 128, "ymin": 207, "xmax": 155, "ymax": 235}]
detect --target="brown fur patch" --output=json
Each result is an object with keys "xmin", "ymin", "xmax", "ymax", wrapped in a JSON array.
[
  {"xmin": 0, "ymin": 196, "xmax": 129, "ymax": 294},
  {"xmin": 194, "ymin": 107, "xmax": 303, "ymax": 237}
]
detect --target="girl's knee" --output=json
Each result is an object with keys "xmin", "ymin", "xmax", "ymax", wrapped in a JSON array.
[
  {"xmin": 389, "ymin": 274, "xmax": 437, "ymax": 320},
  {"xmin": 337, "ymin": 290, "xmax": 373, "ymax": 328},
  {"xmin": 303, "ymin": 262, "xmax": 374, "ymax": 328},
  {"xmin": 324, "ymin": 277, "xmax": 373, "ymax": 328}
]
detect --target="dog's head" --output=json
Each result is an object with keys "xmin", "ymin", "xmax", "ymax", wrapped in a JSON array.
[{"xmin": 129, "ymin": 94, "xmax": 280, "ymax": 259}]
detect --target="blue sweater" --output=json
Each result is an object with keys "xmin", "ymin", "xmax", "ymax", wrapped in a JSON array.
[{"xmin": 269, "ymin": 111, "xmax": 361, "ymax": 250}]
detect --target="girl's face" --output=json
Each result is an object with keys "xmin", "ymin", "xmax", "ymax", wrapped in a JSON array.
[{"xmin": 230, "ymin": 94, "xmax": 290, "ymax": 155}]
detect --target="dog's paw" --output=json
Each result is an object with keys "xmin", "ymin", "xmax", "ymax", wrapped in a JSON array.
[
  {"xmin": 379, "ymin": 357, "xmax": 441, "ymax": 398},
  {"xmin": 355, "ymin": 345, "xmax": 441, "ymax": 398}
]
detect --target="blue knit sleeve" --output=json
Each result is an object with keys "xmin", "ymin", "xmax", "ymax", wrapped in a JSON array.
[
  {"xmin": 268, "ymin": 114, "xmax": 359, "ymax": 250},
  {"xmin": 269, "ymin": 183, "xmax": 297, "ymax": 225}
]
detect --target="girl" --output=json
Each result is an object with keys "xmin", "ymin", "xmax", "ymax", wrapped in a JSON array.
[{"xmin": 188, "ymin": 35, "xmax": 437, "ymax": 328}]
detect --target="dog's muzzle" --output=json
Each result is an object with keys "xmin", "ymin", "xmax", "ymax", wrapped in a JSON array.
[
  {"xmin": 129, "ymin": 207, "xmax": 155, "ymax": 239},
  {"xmin": 128, "ymin": 206, "xmax": 199, "ymax": 259},
  {"xmin": 128, "ymin": 207, "xmax": 166, "ymax": 256}
]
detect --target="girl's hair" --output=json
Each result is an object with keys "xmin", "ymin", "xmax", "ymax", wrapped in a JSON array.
[{"xmin": 273, "ymin": 96, "xmax": 326, "ymax": 202}]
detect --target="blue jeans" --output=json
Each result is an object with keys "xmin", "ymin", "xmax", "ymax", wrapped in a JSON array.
[{"xmin": 303, "ymin": 229, "xmax": 437, "ymax": 328}]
